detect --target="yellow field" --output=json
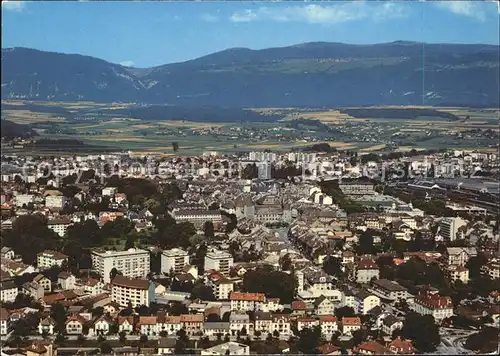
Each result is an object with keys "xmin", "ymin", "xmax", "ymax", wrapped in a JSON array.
[
  {"xmin": 360, "ymin": 144, "xmax": 387, "ymax": 152},
  {"xmin": 3, "ymin": 110, "xmax": 67, "ymax": 124},
  {"xmin": 157, "ymin": 121, "xmax": 226, "ymax": 128}
]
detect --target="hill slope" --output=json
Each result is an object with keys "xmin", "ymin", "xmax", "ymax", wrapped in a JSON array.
[
  {"xmin": 2, "ymin": 42, "xmax": 499, "ymax": 107},
  {"xmin": 0, "ymin": 120, "xmax": 38, "ymax": 140}
]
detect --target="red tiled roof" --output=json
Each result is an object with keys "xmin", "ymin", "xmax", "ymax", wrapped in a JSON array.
[
  {"xmin": 291, "ymin": 300, "xmax": 307, "ymax": 310},
  {"xmin": 319, "ymin": 316, "xmax": 337, "ymax": 323},
  {"xmin": 342, "ymin": 317, "xmax": 361, "ymax": 325},
  {"xmin": 111, "ymin": 275, "xmax": 149, "ymax": 290},
  {"xmin": 230, "ymin": 291, "xmax": 266, "ymax": 302},
  {"xmin": 388, "ymin": 338, "xmax": 415, "ymax": 354},
  {"xmin": 356, "ymin": 341, "xmax": 393, "ymax": 354}
]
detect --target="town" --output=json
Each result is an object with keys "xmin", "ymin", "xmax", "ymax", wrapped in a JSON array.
[{"xmin": 0, "ymin": 148, "xmax": 498, "ymax": 356}]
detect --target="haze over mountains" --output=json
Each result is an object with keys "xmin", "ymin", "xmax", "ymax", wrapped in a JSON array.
[{"xmin": 1, "ymin": 41, "xmax": 499, "ymax": 107}]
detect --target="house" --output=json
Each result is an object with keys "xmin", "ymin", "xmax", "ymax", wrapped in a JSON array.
[
  {"xmin": 0, "ymin": 307, "xmax": 9, "ymax": 336},
  {"xmin": 37, "ymin": 250, "xmax": 68, "ymax": 270},
  {"xmin": 25, "ymin": 341, "xmax": 57, "ymax": 356},
  {"xmin": 157, "ymin": 315, "xmax": 182, "ymax": 336},
  {"xmin": 354, "ymin": 341, "xmax": 392, "ymax": 355},
  {"xmin": 58, "ymin": 272, "xmax": 76, "ymax": 290},
  {"xmin": 139, "ymin": 316, "xmax": 158, "ymax": 336},
  {"xmin": 355, "ymin": 258, "xmax": 380, "ymax": 283},
  {"xmin": 318, "ymin": 343, "xmax": 342, "ymax": 355},
  {"xmin": 203, "ymin": 322, "xmax": 230, "ymax": 337},
  {"xmin": 1, "ymin": 280, "xmax": 19, "ymax": 303},
  {"xmin": 446, "ymin": 247, "xmax": 477, "ymax": 266},
  {"xmin": 157, "ymin": 337, "xmax": 177, "ymax": 355},
  {"xmin": 371, "ymin": 279, "xmax": 409, "ymax": 301},
  {"xmin": 297, "ymin": 317, "xmax": 319, "ymax": 331},
  {"xmin": 38, "ymin": 316, "xmax": 56, "ymax": 335},
  {"xmin": 1, "ymin": 247, "xmax": 15, "ymax": 260},
  {"xmin": 180, "ymin": 314, "xmax": 204, "ymax": 336},
  {"xmin": 270, "ymin": 313, "xmax": 291, "ymax": 337},
  {"xmin": 230, "ymin": 292, "xmax": 266, "ymax": 312},
  {"xmin": 77, "ymin": 278, "xmax": 104, "ymax": 295},
  {"xmin": 341, "ymin": 317, "xmax": 361, "ymax": 335},
  {"xmin": 229, "ymin": 312, "xmax": 252, "ymax": 337},
  {"xmin": 314, "ymin": 295, "xmax": 335, "ymax": 316},
  {"xmin": 381, "ymin": 315, "xmax": 403, "ymax": 336},
  {"xmin": 291, "ymin": 300, "xmax": 307, "ymax": 316},
  {"xmin": 118, "ymin": 316, "xmax": 135, "ymax": 334},
  {"xmin": 22, "ymin": 281, "xmax": 45, "ymax": 300},
  {"xmin": 355, "ymin": 290, "xmax": 381, "ymax": 315},
  {"xmin": 387, "ymin": 337, "xmax": 415, "ymax": 354},
  {"xmin": 103, "ymin": 301, "xmax": 122, "ymax": 315},
  {"xmin": 33, "ymin": 274, "xmax": 52, "ymax": 293},
  {"xmin": 65, "ymin": 315, "xmax": 86, "ymax": 335},
  {"xmin": 446, "ymin": 265, "xmax": 469, "ymax": 284},
  {"xmin": 411, "ymin": 289, "xmax": 453, "ymax": 321},
  {"xmin": 319, "ymin": 316, "xmax": 338, "ymax": 338},
  {"xmin": 201, "ymin": 341, "xmax": 250, "ymax": 356},
  {"xmin": 89, "ymin": 315, "xmax": 112, "ymax": 336}
]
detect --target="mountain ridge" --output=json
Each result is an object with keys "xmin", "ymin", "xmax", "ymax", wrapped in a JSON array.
[{"xmin": 2, "ymin": 41, "xmax": 499, "ymax": 107}]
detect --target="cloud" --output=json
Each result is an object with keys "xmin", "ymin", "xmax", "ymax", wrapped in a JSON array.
[
  {"xmin": 201, "ymin": 13, "xmax": 219, "ymax": 22},
  {"xmin": 433, "ymin": 1, "xmax": 486, "ymax": 21},
  {"xmin": 229, "ymin": 2, "xmax": 409, "ymax": 24},
  {"xmin": 120, "ymin": 61, "xmax": 135, "ymax": 67},
  {"xmin": 1, "ymin": 1, "xmax": 25, "ymax": 11}
]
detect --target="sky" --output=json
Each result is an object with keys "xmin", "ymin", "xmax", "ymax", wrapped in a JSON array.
[{"xmin": 2, "ymin": 1, "xmax": 499, "ymax": 68}]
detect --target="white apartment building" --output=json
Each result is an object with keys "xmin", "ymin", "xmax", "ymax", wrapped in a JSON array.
[
  {"xmin": 0, "ymin": 282, "xmax": 18, "ymax": 303},
  {"xmin": 102, "ymin": 187, "xmax": 118, "ymax": 197},
  {"xmin": 411, "ymin": 291, "xmax": 454, "ymax": 321},
  {"xmin": 354, "ymin": 291, "xmax": 381, "ymax": 315},
  {"xmin": 0, "ymin": 308, "xmax": 9, "ymax": 336},
  {"xmin": 439, "ymin": 217, "xmax": 467, "ymax": 241},
  {"xmin": 47, "ymin": 218, "xmax": 72, "ymax": 237},
  {"xmin": 171, "ymin": 209, "xmax": 222, "ymax": 228},
  {"xmin": 37, "ymin": 250, "xmax": 68, "ymax": 270},
  {"xmin": 14, "ymin": 194, "xmax": 34, "ymax": 208},
  {"xmin": 204, "ymin": 250, "xmax": 233, "ymax": 276},
  {"xmin": 249, "ymin": 151, "xmax": 278, "ymax": 162},
  {"xmin": 45, "ymin": 195, "xmax": 67, "ymax": 209},
  {"xmin": 161, "ymin": 248, "xmax": 190, "ymax": 275},
  {"xmin": 111, "ymin": 275, "xmax": 153, "ymax": 307},
  {"xmin": 91, "ymin": 248, "xmax": 150, "ymax": 283}
]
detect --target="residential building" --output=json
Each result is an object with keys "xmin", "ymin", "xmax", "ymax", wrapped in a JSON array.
[
  {"xmin": 412, "ymin": 289, "xmax": 453, "ymax": 321},
  {"xmin": 341, "ymin": 317, "xmax": 361, "ymax": 335},
  {"xmin": 47, "ymin": 218, "xmax": 72, "ymax": 237},
  {"xmin": 314, "ymin": 295, "xmax": 335, "ymax": 315},
  {"xmin": 45, "ymin": 195, "xmax": 67, "ymax": 209},
  {"xmin": 171, "ymin": 209, "xmax": 222, "ymax": 228},
  {"xmin": 22, "ymin": 281, "xmax": 45, "ymax": 300},
  {"xmin": 65, "ymin": 315, "xmax": 86, "ymax": 335},
  {"xmin": 1, "ymin": 281, "xmax": 18, "ymax": 303},
  {"xmin": 439, "ymin": 217, "xmax": 467, "ymax": 241},
  {"xmin": 355, "ymin": 258, "xmax": 380, "ymax": 283},
  {"xmin": 201, "ymin": 342, "xmax": 250, "ymax": 356},
  {"xmin": 180, "ymin": 314, "xmax": 204, "ymax": 336},
  {"xmin": 446, "ymin": 247, "xmax": 477, "ymax": 266},
  {"xmin": 354, "ymin": 291, "xmax": 381, "ymax": 315},
  {"xmin": 111, "ymin": 275, "xmax": 154, "ymax": 308},
  {"xmin": 319, "ymin": 316, "xmax": 338, "ymax": 338},
  {"xmin": 446, "ymin": 265, "xmax": 469, "ymax": 284},
  {"xmin": 58, "ymin": 272, "xmax": 76, "ymax": 290},
  {"xmin": 33, "ymin": 274, "xmax": 52, "ymax": 293},
  {"xmin": 230, "ymin": 292, "xmax": 266, "ymax": 312},
  {"xmin": 0, "ymin": 308, "xmax": 9, "ymax": 336},
  {"xmin": 371, "ymin": 279, "xmax": 409, "ymax": 301},
  {"xmin": 37, "ymin": 250, "xmax": 68, "ymax": 270},
  {"xmin": 38, "ymin": 317, "xmax": 56, "ymax": 335},
  {"xmin": 161, "ymin": 248, "xmax": 190, "ymax": 275},
  {"xmin": 205, "ymin": 250, "xmax": 233, "ymax": 276},
  {"xmin": 91, "ymin": 248, "xmax": 150, "ymax": 283}
]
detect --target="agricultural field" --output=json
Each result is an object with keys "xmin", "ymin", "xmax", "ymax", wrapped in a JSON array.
[{"xmin": 1, "ymin": 101, "xmax": 498, "ymax": 156}]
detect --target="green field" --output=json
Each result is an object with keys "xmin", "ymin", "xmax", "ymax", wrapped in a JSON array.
[{"xmin": 2, "ymin": 100, "xmax": 498, "ymax": 156}]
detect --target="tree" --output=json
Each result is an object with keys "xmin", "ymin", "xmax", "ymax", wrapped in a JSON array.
[
  {"xmin": 464, "ymin": 327, "xmax": 499, "ymax": 353},
  {"xmin": 119, "ymin": 330, "xmax": 127, "ymax": 343},
  {"xmin": 109, "ymin": 323, "xmax": 119, "ymax": 334},
  {"xmin": 172, "ymin": 142, "xmax": 179, "ymax": 152},
  {"xmin": 242, "ymin": 265, "xmax": 297, "ymax": 304},
  {"xmin": 401, "ymin": 314, "xmax": 440, "ymax": 352},
  {"xmin": 51, "ymin": 303, "xmax": 68, "ymax": 333},
  {"xmin": 191, "ymin": 281, "xmax": 216, "ymax": 301},
  {"xmin": 206, "ymin": 313, "xmax": 221, "ymax": 322},
  {"xmin": 335, "ymin": 306, "xmax": 355, "ymax": 319},
  {"xmin": 356, "ymin": 229, "xmax": 376, "ymax": 255},
  {"xmin": 100, "ymin": 342, "xmax": 113, "ymax": 354},
  {"xmin": 109, "ymin": 267, "xmax": 122, "ymax": 282},
  {"xmin": 139, "ymin": 334, "xmax": 148, "ymax": 345},
  {"xmin": 280, "ymin": 254, "xmax": 292, "ymax": 272},
  {"xmin": 322, "ymin": 256, "xmax": 343, "ymax": 279},
  {"xmin": 203, "ymin": 221, "xmax": 214, "ymax": 239},
  {"xmin": 466, "ymin": 254, "xmax": 488, "ymax": 279},
  {"xmin": 297, "ymin": 326, "xmax": 322, "ymax": 354}
]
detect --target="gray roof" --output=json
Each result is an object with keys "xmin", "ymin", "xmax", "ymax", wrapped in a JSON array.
[{"xmin": 203, "ymin": 322, "xmax": 230, "ymax": 330}]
